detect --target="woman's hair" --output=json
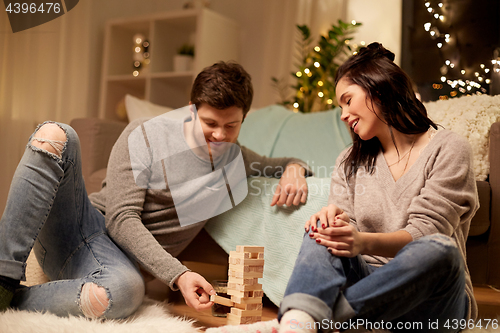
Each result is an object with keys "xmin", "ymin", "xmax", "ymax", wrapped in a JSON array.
[
  {"xmin": 190, "ymin": 61, "xmax": 254, "ymax": 117},
  {"xmin": 334, "ymin": 42, "xmax": 437, "ymax": 180}
]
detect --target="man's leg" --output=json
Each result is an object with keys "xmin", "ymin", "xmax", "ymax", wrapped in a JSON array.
[
  {"xmin": 340, "ymin": 234, "xmax": 467, "ymax": 333},
  {"xmin": 1, "ymin": 122, "xmax": 144, "ymax": 318}
]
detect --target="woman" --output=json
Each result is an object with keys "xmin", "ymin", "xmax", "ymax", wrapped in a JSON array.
[{"xmin": 278, "ymin": 43, "xmax": 478, "ymax": 333}]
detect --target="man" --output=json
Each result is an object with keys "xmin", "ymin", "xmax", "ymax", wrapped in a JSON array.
[{"xmin": 0, "ymin": 61, "xmax": 311, "ymax": 318}]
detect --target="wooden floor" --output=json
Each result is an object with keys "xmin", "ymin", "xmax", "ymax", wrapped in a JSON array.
[{"xmin": 149, "ymin": 284, "xmax": 500, "ymax": 329}]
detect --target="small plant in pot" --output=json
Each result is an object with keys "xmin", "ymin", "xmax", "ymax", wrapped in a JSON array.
[{"xmin": 174, "ymin": 43, "xmax": 195, "ymax": 72}]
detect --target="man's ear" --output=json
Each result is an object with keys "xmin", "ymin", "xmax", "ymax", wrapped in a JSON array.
[{"xmin": 188, "ymin": 102, "xmax": 197, "ymax": 120}]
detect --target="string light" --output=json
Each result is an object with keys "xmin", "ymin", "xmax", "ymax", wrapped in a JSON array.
[
  {"xmin": 314, "ymin": 46, "xmax": 320, "ymax": 52},
  {"xmin": 296, "ymin": 71, "xmax": 302, "ymax": 77},
  {"xmin": 314, "ymin": 62, "xmax": 320, "ymax": 68},
  {"xmin": 422, "ymin": 1, "xmax": 495, "ymax": 98}
]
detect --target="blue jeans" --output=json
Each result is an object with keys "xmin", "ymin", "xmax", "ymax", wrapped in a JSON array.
[
  {"xmin": 279, "ymin": 224, "xmax": 468, "ymax": 332},
  {"xmin": 0, "ymin": 122, "xmax": 145, "ymax": 318}
]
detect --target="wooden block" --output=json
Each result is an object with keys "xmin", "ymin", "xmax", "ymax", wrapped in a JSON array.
[
  {"xmin": 228, "ymin": 269, "xmax": 263, "ymax": 279},
  {"xmin": 234, "ymin": 302, "xmax": 263, "ymax": 310},
  {"xmin": 236, "ymin": 246, "xmax": 264, "ymax": 253},
  {"xmin": 227, "ymin": 313, "xmax": 261, "ymax": 325},
  {"xmin": 230, "ymin": 296, "xmax": 263, "ymax": 304},
  {"xmin": 228, "ymin": 282, "xmax": 262, "ymax": 291},
  {"xmin": 226, "ymin": 313, "xmax": 243, "ymax": 325},
  {"xmin": 229, "ymin": 258, "xmax": 265, "ymax": 266},
  {"xmin": 210, "ymin": 294, "xmax": 234, "ymax": 307},
  {"xmin": 230, "ymin": 251, "xmax": 264, "ymax": 260},
  {"xmin": 227, "ymin": 289, "xmax": 252, "ymax": 298},
  {"xmin": 229, "ymin": 264, "xmax": 264, "ymax": 273},
  {"xmin": 228, "ymin": 289, "xmax": 264, "ymax": 298},
  {"xmin": 231, "ymin": 308, "xmax": 263, "ymax": 317},
  {"xmin": 228, "ymin": 277, "xmax": 259, "ymax": 285}
]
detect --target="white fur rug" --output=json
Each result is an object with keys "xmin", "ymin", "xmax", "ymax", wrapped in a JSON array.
[{"xmin": 0, "ymin": 297, "xmax": 201, "ymax": 333}]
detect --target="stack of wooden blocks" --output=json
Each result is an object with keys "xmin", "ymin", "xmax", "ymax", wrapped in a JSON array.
[{"xmin": 210, "ymin": 245, "xmax": 265, "ymax": 325}]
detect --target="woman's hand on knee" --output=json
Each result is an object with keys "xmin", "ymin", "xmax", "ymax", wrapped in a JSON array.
[
  {"xmin": 304, "ymin": 204, "xmax": 345, "ymax": 232},
  {"xmin": 176, "ymin": 271, "xmax": 215, "ymax": 311},
  {"xmin": 313, "ymin": 220, "xmax": 364, "ymax": 257}
]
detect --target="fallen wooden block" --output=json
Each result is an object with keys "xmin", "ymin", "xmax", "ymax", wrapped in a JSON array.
[{"xmin": 210, "ymin": 294, "xmax": 234, "ymax": 307}]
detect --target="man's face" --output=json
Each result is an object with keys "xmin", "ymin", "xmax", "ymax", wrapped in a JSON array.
[{"xmin": 193, "ymin": 103, "xmax": 245, "ymax": 158}]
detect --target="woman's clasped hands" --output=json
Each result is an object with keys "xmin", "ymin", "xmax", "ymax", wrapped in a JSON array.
[{"xmin": 305, "ymin": 204, "xmax": 364, "ymax": 257}]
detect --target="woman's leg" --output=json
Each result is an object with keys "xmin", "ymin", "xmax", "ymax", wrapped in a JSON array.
[
  {"xmin": 1, "ymin": 122, "xmax": 144, "ymax": 318},
  {"xmin": 341, "ymin": 234, "xmax": 467, "ymax": 332},
  {"xmin": 278, "ymin": 220, "xmax": 372, "ymax": 324}
]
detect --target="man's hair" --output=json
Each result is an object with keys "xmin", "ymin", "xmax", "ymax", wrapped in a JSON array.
[
  {"xmin": 190, "ymin": 61, "xmax": 253, "ymax": 117},
  {"xmin": 334, "ymin": 42, "xmax": 437, "ymax": 180}
]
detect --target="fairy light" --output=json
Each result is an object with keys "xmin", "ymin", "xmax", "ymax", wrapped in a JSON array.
[
  {"xmin": 296, "ymin": 71, "xmax": 302, "ymax": 77},
  {"xmin": 318, "ymin": 92, "xmax": 324, "ymax": 98},
  {"xmin": 423, "ymin": 1, "xmax": 494, "ymax": 97},
  {"xmin": 304, "ymin": 68, "xmax": 310, "ymax": 74},
  {"xmin": 314, "ymin": 46, "xmax": 320, "ymax": 52},
  {"xmin": 318, "ymin": 80, "xmax": 324, "ymax": 86},
  {"xmin": 314, "ymin": 62, "xmax": 320, "ymax": 68},
  {"xmin": 351, "ymin": 20, "xmax": 357, "ymax": 25},
  {"xmin": 293, "ymin": 102, "xmax": 299, "ymax": 109},
  {"xmin": 327, "ymin": 99, "xmax": 333, "ymax": 104}
]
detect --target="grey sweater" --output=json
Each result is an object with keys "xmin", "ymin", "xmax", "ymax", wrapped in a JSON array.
[
  {"xmin": 89, "ymin": 117, "xmax": 311, "ymax": 290},
  {"xmin": 329, "ymin": 129, "xmax": 479, "ymax": 320}
]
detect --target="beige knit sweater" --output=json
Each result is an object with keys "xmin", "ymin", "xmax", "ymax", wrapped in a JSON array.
[{"xmin": 329, "ymin": 129, "xmax": 479, "ymax": 320}]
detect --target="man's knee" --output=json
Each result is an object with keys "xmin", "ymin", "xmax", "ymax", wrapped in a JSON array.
[
  {"xmin": 80, "ymin": 282, "xmax": 109, "ymax": 319},
  {"xmin": 31, "ymin": 123, "xmax": 67, "ymax": 158}
]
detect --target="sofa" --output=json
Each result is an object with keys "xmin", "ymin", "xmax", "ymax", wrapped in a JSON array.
[{"xmin": 69, "ymin": 100, "xmax": 500, "ymax": 304}]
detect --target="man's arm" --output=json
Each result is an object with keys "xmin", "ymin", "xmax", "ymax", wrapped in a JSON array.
[{"xmin": 240, "ymin": 145, "xmax": 312, "ymax": 206}]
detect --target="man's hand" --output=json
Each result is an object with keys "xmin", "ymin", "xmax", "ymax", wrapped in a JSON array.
[
  {"xmin": 270, "ymin": 164, "xmax": 308, "ymax": 207},
  {"xmin": 175, "ymin": 271, "xmax": 215, "ymax": 311}
]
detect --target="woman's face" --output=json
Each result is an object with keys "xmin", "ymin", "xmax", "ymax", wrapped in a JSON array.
[{"xmin": 336, "ymin": 77, "xmax": 386, "ymax": 141}]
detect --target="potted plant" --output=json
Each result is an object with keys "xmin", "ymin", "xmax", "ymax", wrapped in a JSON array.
[
  {"xmin": 272, "ymin": 20, "xmax": 361, "ymax": 112},
  {"xmin": 174, "ymin": 43, "xmax": 195, "ymax": 72}
]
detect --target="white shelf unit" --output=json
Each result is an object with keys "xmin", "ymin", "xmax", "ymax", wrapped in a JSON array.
[{"xmin": 99, "ymin": 8, "xmax": 240, "ymax": 120}]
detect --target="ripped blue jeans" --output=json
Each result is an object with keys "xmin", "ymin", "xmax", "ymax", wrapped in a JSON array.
[
  {"xmin": 0, "ymin": 122, "xmax": 145, "ymax": 318},
  {"xmin": 279, "ymin": 226, "xmax": 468, "ymax": 333}
]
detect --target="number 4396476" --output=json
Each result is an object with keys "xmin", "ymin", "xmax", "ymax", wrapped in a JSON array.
[{"xmin": 5, "ymin": 3, "xmax": 61, "ymax": 14}]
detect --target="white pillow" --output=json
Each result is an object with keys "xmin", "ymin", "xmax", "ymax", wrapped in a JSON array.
[{"xmin": 125, "ymin": 95, "xmax": 175, "ymax": 122}]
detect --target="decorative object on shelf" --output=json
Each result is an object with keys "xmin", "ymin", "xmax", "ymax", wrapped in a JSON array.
[
  {"xmin": 272, "ymin": 20, "xmax": 361, "ymax": 113},
  {"xmin": 173, "ymin": 43, "xmax": 195, "ymax": 72},
  {"xmin": 132, "ymin": 33, "xmax": 151, "ymax": 77},
  {"xmin": 183, "ymin": 0, "xmax": 210, "ymax": 10}
]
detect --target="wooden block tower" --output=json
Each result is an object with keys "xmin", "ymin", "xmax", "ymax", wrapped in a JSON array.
[{"xmin": 211, "ymin": 245, "xmax": 265, "ymax": 325}]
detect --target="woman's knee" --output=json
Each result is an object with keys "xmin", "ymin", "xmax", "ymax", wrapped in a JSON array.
[{"xmin": 411, "ymin": 234, "xmax": 464, "ymax": 273}]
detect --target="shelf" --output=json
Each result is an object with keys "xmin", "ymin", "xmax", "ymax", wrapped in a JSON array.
[{"xmin": 99, "ymin": 8, "xmax": 239, "ymax": 120}]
